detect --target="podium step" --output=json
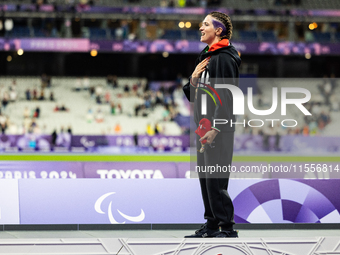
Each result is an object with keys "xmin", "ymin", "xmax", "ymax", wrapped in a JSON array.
[{"xmin": 0, "ymin": 236, "xmax": 339, "ymax": 255}]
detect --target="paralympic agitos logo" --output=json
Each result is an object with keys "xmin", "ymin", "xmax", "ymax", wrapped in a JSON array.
[{"xmin": 191, "ymin": 81, "xmax": 311, "ymax": 128}]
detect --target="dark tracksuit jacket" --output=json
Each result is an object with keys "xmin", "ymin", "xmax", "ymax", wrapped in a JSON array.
[{"xmin": 183, "ymin": 41, "xmax": 241, "ymax": 230}]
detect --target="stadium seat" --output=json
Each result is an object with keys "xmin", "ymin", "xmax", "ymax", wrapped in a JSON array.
[
  {"xmin": 89, "ymin": 28, "xmax": 107, "ymax": 40},
  {"xmin": 33, "ymin": 27, "xmax": 46, "ymax": 38},
  {"xmin": 160, "ymin": 30, "xmax": 182, "ymax": 40},
  {"xmin": 335, "ymin": 33, "xmax": 340, "ymax": 43},
  {"xmin": 185, "ymin": 30, "xmax": 201, "ymax": 41},
  {"xmin": 313, "ymin": 32, "xmax": 331, "ymax": 43},
  {"xmin": 1, "ymin": 76, "xmax": 185, "ymax": 136},
  {"xmin": 260, "ymin": 31, "xmax": 277, "ymax": 42},
  {"xmin": 11, "ymin": 26, "xmax": 31, "ymax": 38},
  {"xmin": 109, "ymin": 29, "xmax": 116, "ymax": 39},
  {"xmin": 239, "ymin": 31, "xmax": 258, "ymax": 42}
]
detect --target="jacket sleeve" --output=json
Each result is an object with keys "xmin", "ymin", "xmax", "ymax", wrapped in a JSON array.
[
  {"xmin": 183, "ymin": 57, "xmax": 200, "ymax": 102},
  {"xmin": 210, "ymin": 53, "xmax": 239, "ymax": 126},
  {"xmin": 182, "ymin": 76, "xmax": 196, "ymax": 102}
]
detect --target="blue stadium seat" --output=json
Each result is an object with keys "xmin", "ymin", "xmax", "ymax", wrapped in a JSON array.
[
  {"xmin": 239, "ymin": 30, "xmax": 258, "ymax": 42},
  {"xmin": 110, "ymin": 28, "xmax": 116, "ymax": 39},
  {"xmin": 89, "ymin": 28, "xmax": 107, "ymax": 40},
  {"xmin": 161, "ymin": 30, "xmax": 182, "ymax": 40},
  {"xmin": 260, "ymin": 31, "xmax": 277, "ymax": 42},
  {"xmin": 33, "ymin": 27, "xmax": 46, "ymax": 37},
  {"xmin": 335, "ymin": 33, "xmax": 340, "ymax": 42},
  {"xmin": 185, "ymin": 30, "xmax": 200, "ymax": 40},
  {"xmin": 313, "ymin": 32, "xmax": 331, "ymax": 43},
  {"xmin": 11, "ymin": 26, "xmax": 31, "ymax": 38}
]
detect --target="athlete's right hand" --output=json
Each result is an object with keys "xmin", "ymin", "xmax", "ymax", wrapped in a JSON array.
[{"xmin": 191, "ymin": 58, "xmax": 209, "ymax": 86}]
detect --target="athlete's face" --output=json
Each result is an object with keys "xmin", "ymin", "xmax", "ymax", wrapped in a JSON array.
[{"xmin": 199, "ymin": 15, "xmax": 218, "ymax": 46}]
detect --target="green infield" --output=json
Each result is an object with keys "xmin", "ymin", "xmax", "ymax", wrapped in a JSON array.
[{"xmin": 0, "ymin": 154, "xmax": 339, "ymax": 163}]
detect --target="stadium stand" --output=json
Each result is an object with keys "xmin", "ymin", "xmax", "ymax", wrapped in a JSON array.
[
  {"xmin": 160, "ymin": 30, "xmax": 182, "ymax": 40},
  {"xmin": 88, "ymin": 28, "xmax": 107, "ymax": 40},
  {"xmin": 185, "ymin": 30, "xmax": 201, "ymax": 40},
  {"xmin": 2, "ymin": 0, "xmax": 340, "ymax": 9},
  {"xmin": 239, "ymin": 78, "xmax": 336, "ymax": 137},
  {"xmin": 238, "ymin": 31, "xmax": 259, "ymax": 42},
  {"xmin": 260, "ymin": 31, "xmax": 277, "ymax": 42},
  {"xmin": 2, "ymin": 0, "xmax": 340, "ymax": 44},
  {"xmin": 52, "ymin": 0, "xmax": 340, "ymax": 9},
  {"xmin": 11, "ymin": 26, "xmax": 31, "ymax": 38},
  {"xmin": 313, "ymin": 32, "xmax": 332, "ymax": 43},
  {"xmin": 1, "ymin": 0, "xmax": 339, "ymax": 138},
  {"xmin": 1, "ymin": 76, "xmax": 337, "ymax": 137},
  {"xmin": 0, "ymin": 77, "xmax": 186, "ymax": 136}
]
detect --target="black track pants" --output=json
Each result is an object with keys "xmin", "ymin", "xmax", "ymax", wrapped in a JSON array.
[{"xmin": 196, "ymin": 131, "xmax": 235, "ymax": 230}]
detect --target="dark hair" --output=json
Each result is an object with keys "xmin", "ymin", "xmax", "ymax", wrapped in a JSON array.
[{"xmin": 209, "ymin": 11, "xmax": 233, "ymax": 40}]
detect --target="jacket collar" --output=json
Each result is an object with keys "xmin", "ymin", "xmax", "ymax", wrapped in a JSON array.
[{"xmin": 208, "ymin": 39, "xmax": 230, "ymax": 52}]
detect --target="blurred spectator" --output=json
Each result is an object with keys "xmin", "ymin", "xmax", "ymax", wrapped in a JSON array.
[
  {"xmin": 162, "ymin": 105, "xmax": 170, "ymax": 121},
  {"xmin": 110, "ymin": 101, "xmax": 116, "ymax": 115},
  {"xmin": 133, "ymin": 132, "xmax": 139, "ymax": 147},
  {"xmin": 51, "ymin": 129, "xmax": 57, "ymax": 147},
  {"xmin": 28, "ymin": 118, "xmax": 38, "ymax": 134},
  {"xmin": 175, "ymin": 73, "xmax": 183, "ymax": 86},
  {"xmin": 50, "ymin": 91, "xmax": 55, "ymax": 101},
  {"xmin": 155, "ymin": 91, "xmax": 164, "ymax": 105},
  {"xmin": 95, "ymin": 108, "xmax": 104, "ymax": 123},
  {"xmin": 83, "ymin": 76, "xmax": 90, "ymax": 90},
  {"xmin": 10, "ymin": 80, "xmax": 16, "ymax": 91},
  {"xmin": 134, "ymin": 104, "xmax": 141, "ymax": 116},
  {"xmin": 112, "ymin": 75, "xmax": 118, "ymax": 88},
  {"xmin": 302, "ymin": 124, "xmax": 309, "ymax": 136},
  {"xmin": 60, "ymin": 105, "xmax": 68, "ymax": 111},
  {"xmin": 39, "ymin": 90, "xmax": 45, "ymax": 100},
  {"xmin": 178, "ymin": 0, "xmax": 186, "ymax": 7},
  {"xmin": 86, "ymin": 108, "xmax": 94, "ymax": 123},
  {"xmin": 105, "ymin": 91, "xmax": 111, "ymax": 104},
  {"xmin": 0, "ymin": 114, "xmax": 7, "ymax": 134},
  {"xmin": 132, "ymin": 83, "xmax": 138, "ymax": 95},
  {"xmin": 34, "ymin": 106, "xmax": 41, "ymax": 118},
  {"xmin": 309, "ymin": 119, "xmax": 318, "ymax": 136},
  {"xmin": 33, "ymin": 88, "xmax": 38, "ymax": 100},
  {"xmin": 67, "ymin": 125, "xmax": 73, "ymax": 135},
  {"xmin": 114, "ymin": 123, "xmax": 122, "ymax": 134},
  {"xmin": 200, "ymin": 0, "xmax": 207, "ymax": 7},
  {"xmin": 261, "ymin": 124, "xmax": 273, "ymax": 151},
  {"xmin": 117, "ymin": 102, "xmax": 122, "ymax": 114},
  {"xmin": 89, "ymin": 86, "xmax": 95, "ymax": 98},
  {"xmin": 25, "ymin": 89, "xmax": 31, "ymax": 101},
  {"xmin": 107, "ymin": 75, "xmax": 114, "ymax": 87},
  {"xmin": 96, "ymin": 94, "xmax": 102, "ymax": 104},
  {"xmin": 160, "ymin": 0, "xmax": 169, "ymax": 7},
  {"xmin": 24, "ymin": 116, "xmax": 31, "ymax": 133},
  {"xmin": 74, "ymin": 78, "xmax": 82, "ymax": 91},
  {"xmin": 2, "ymin": 92, "xmax": 9, "ymax": 109},
  {"xmin": 146, "ymin": 123, "xmax": 155, "ymax": 136},
  {"xmin": 56, "ymin": 126, "xmax": 71, "ymax": 147},
  {"xmin": 124, "ymin": 84, "xmax": 130, "ymax": 96},
  {"xmin": 95, "ymin": 85, "xmax": 103, "ymax": 103},
  {"xmin": 54, "ymin": 104, "xmax": 69, "ymax": 112},
  {"xmin": 273, "ymin": 123, "xmax": 283, "ymax": 151},
  {"xmin": 23, "ymin": 107, "xmax": 30, "ymax": 119},
  {"xmin": 41, "ymin": 73, "xmax": 50, "ymax": 88},
  {"xmin": 154, "ymin": 122, "xmax": 162, "ymax": 135},
  {"xmin": 9, "ymin": 89, "xmax": 17, "ymax": 102}
]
